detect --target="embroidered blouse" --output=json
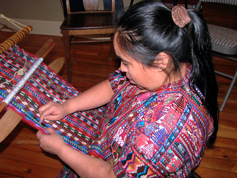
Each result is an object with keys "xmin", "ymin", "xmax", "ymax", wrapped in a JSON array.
[{"xmin": 88, "ymin": 64, "xmax": 214, "ymax": 177}]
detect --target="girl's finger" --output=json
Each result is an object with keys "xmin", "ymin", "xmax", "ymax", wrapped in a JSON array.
[
  {"xmin": 36, "ymin": 130, "xmax": 44, "ymax": 139},
  {"xmin": 45, "ymin": 127, "xmax": 55, "ymax": 134},
  {"xmin": 38, "ymin": 102, "xmax": 51, "ymax": 113}
]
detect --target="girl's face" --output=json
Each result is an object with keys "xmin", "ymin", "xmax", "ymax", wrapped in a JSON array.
[{"xmin": 114, "ymin": 33, "xmax": 169, "ymax": 91}]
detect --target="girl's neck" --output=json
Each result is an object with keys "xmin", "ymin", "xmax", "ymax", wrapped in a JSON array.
[{"xmin": 167, "ymin": 63, "xmax": 187, "ymax": 84}]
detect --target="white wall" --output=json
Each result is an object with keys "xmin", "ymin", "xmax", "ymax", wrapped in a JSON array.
[{"xmin": 0, "ymin": 0, "xmax": 142, "ymax": 36}]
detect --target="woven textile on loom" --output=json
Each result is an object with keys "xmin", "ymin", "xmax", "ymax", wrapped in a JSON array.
[{"xmin": 0, "ymin": 45, "xmax": 105, "ymax": 153}]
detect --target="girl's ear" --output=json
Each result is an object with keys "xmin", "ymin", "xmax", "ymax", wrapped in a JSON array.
[{"xmin": 153, "ymin": 52, "xmax": 170, "ymax": 70}]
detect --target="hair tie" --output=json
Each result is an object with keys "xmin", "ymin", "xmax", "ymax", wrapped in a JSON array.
[{"xmin": 171, "ymin": 6, "xmax": 191, "ymax": 28}]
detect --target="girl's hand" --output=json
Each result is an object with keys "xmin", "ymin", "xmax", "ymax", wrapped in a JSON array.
[
  {"xmin": 38, "ymin": 101, "xmax": 67, "ymax": 123},
  {"xmin": 36, "ymin": 127, "xmax": 66, "ymax": 155}
]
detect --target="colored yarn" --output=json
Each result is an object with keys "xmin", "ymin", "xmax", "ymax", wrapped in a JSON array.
[{"xmin": 0, "ymin": 45, "xmax": 104, "ymax": 153}]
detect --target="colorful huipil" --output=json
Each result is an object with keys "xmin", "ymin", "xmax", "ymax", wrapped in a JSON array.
[{"xmin": 88, "ymin": 65, "xmax": 214, "ymax": 177}]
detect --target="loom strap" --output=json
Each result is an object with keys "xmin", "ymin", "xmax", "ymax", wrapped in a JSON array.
[{"xmin": 0, "ymin": 25, "xmax": 33, "ymax": 55}]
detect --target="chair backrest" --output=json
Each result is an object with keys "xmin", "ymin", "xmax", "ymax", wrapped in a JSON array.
[
  {"xmin": 162, "ymin": 0, "xmax": 200, "ymax": 9},
  {"xmin": 201, "ymin": 0, "xmax": 237, "ymax": 5},
  {"xmin": 83, "ymin": 0, "xmax": 99, "ymax": 10},
  {"xmin": 66, "ymin": 0, "xmax": 115, "ymax": 14},
  {"xmin": 196, "ymin": 0, "xmax": 237, "ymax": 10},
  {"xmin": 197, "ymin": 0, "xmax": 237, "ymax": 29}
]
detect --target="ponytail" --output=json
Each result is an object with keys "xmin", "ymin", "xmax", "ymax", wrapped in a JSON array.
[{"xmin": 188, "ymin": 10, "xmax": 219, "ymax": 146}]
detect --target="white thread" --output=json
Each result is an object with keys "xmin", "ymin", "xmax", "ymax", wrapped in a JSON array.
[
  {"xmin": 0, "ymin": 14, "xmax": 27, "ymax": 30},
  {"xmin": 0, "ymin": 14, "xmax": 30, "ymax": 87},
  {"xmin": 0, "ymin": 49, "xmax": 28, "ymax": 87}
]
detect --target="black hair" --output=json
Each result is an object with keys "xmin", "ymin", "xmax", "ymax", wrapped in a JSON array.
[{"xmin": 116, "ymin": 0, "xmax": 218, "ymax": 146}]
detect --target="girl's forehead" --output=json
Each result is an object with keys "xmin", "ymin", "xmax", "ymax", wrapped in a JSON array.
[
  {"xmin": 113, "ymin": 34, "xmax": 126, "ymax": 57},
  {"xmin": 113, "ymin": 33, "xmax": 120, "ymax": 50},
  {"xmin": 114, "ymin": 32, "xmax": 141, "ymax": 64}
]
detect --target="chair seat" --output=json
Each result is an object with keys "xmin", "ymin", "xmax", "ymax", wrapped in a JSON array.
[
  {"xmin": 60, "ymin": 12, "xmax": 116, "ymax": 30},
  {"xmin": 208, "ymin": 24, "xmax": 237, "ymax": 55}
]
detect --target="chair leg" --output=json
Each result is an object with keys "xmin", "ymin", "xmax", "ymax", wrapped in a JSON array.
[
  {"xmin": 220, "ymin": 70, "xmax": 237, "ymax": 111},
  {"xmin": 73, "ymin": 44, "xmax": 78, "ymax": 63},
  {"xmin": 62, "ymin": 31, "xmax": 72, "ymax": 83}
]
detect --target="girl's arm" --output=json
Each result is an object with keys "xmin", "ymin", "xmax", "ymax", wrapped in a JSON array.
[
  {"xmin": 39, "ymin": 79, "xmax": 114, "ymax": 122},
  {"xmin": 64, "ymin": 79, "xmax": 113, "ymax": 114},
  {"xmin": 37, "ymin": 128, "xmax": 116, "ymax": 178}
]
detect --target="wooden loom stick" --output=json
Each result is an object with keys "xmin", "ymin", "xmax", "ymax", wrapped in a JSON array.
[
  {"xmin": 0, "ymin": 25, "xmax": 33, "ymax": 55},
  {"xmin": 35, "ymin": 39, "xmax": 55, "ymax": 59},
  {"xmin": 0, "ymin": 39, "xmax": 65, "ymax": 143}
]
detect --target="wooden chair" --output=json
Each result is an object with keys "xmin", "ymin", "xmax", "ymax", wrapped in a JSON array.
[
  {"xmin": 60, "ymin": 0, "xmax": 118, "ymax": 83},
  {"xmin": 162, "ymin": 0, "xmax": 199, "ymax": 9},
  {"xmin": 197, "ymin": 0, "xmax": 237, "ymax": 111}
]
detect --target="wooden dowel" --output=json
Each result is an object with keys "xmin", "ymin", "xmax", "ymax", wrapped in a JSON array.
[
  {"xmin": 0, "ymin": 25, "xmax": 33, "ymax": 54},
  {"xmin": 0, "ymin": 109, "xmax": 22, "ymax": 142},
  {"xmin": 0, "ymin": 102, "xmax": 6, "ymax": 114},
  {"xmin": 35, "ymin": 39, "xmax": 55, "ymax": 58}
]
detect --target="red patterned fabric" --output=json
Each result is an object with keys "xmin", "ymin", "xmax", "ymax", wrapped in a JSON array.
[
  {"xmin": 0, "ymin": 45, "xmax": 104, "ymax": 153},
  {"xmin": 87, "ymin": 66, "xmax": 214, "ymax": 177}
]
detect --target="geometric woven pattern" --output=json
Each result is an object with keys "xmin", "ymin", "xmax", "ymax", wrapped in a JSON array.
[
  {"xmin": 86, "ymin": 68, "xmax": 214, "ymax": 177},
  {"xmin": 0, "ymin": 45, "xmax": 104, "ymax": 153}
]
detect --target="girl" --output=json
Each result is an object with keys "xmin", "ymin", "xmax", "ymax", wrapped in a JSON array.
[{"xmin": 37, "ymin": 1, "xmax": 218, "ymax": 177}]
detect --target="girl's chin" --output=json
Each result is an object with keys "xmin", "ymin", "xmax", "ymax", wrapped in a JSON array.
[
  {"xmin": 131, "ymin": 82, "xmax": 145, "ymax": 90},
  {"xmin": 128, "ymin": 79, "xmax": 135, "ymax": 85},
  {"xmin": 127, "ymin": 79, "xmax": 145, "ymax": 89}
]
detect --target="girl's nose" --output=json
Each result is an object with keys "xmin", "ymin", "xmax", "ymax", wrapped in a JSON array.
[{"xmin": 120, "ymin": 62, "xmax": 127, "ymax": 73}]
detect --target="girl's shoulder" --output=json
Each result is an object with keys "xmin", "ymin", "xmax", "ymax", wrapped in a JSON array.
[{"xmin": 130, "ymin": 90, "xmax": 212, "ymax": 176}]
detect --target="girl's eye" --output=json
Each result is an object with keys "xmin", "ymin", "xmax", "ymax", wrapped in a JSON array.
[
  {"xmin": 117, "ymin": 56, "xmax": 129, "ymax": 67},
  {"xmin": 122, "ymin": 61, "xmax": 128, "ymax": 66}
]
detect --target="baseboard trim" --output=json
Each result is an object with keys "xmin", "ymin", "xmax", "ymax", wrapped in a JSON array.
[
  {"xmin": 0, "ymin": 18, "xmax": 62, "ymax": 36},
  {"xmin": 0, "ymin": 18, "xmax": 112, "ymax": 40}
]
